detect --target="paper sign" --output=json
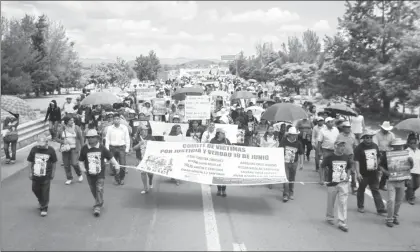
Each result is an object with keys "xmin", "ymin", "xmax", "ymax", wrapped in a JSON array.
[{"xmin": 185, "ymin": 95, "xmax": 211, "ymax": 120}]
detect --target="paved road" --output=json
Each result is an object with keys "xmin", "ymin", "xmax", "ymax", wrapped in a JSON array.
[{"xmin": 2, "ymin": 149, "xmax": 419, "ymax": 251}]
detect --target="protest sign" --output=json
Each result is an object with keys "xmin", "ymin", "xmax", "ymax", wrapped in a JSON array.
[
  {"xmin": 386, "ymin": 150, "xmax": 412, "ymax": 181},
  {"xmin": 137, "ymin": 141, "xmax": 287, "ymax": 185},
  {"xmin": 136, "ymin": 88, "xmax": 156, "ymax": 101},
  {"xmin": 214, "ymin": 123, "xmax": 238, "ymax": 144},
  {"xmin": 149, "ymin": 121, "xmax": 189, "ymax": 136},
  {"xmin": 152, "ymin": 98, "xmax": 166, "ymax": 115},
  {"xmin": 185, "ymin": 96, "xmax": 211, "ymax": 121}
]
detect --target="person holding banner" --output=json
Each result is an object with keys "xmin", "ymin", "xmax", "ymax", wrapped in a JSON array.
[
  {"xmin": 234, "ymin": 117, "xmax": 251, "ymax": 146},
  {"xmin": 378, "ymin": 138, "xmax": 413, "ymax": 227},
  {"xmin": 186, "ymin": 120, "xmax": 204, "ymax": 142},
  {"xmin": 167, "ymin": 125, "xmax": 184, "ymax": 186},
  {"xmin": 322, "ymin": 139, "xmax": 351, "ymax": 232},
  {"xmin": 139, "ymin": 101, "xmax": 153, "ymax": 120},
  {"xmin": 210, "ymin": 128, "xmax": 232, "ymax": 197},
  {"xmin": 279, "ymin": 127, "xmax": 304, "ymax": 202},
  {"xmin": 201, "ymin": 122, "xmax": 216, "ymax": 144},
  {"xmin": 260, "ymin": 125, "xmax": 279, "ymax": 190},
  {"xmin": 133, "ymin": 125, "xmax": 156, "ymax": 194}
]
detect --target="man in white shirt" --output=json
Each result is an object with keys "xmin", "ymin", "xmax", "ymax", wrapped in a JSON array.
[
  {"xmin": 105, "ymin": 113, "xmax": 130, "ymax": 185},
  {"xmin": 317, "ymin": 117, "xmax": 340, "ymax": 183},
  {"xmin": 312, "ymin": 117, "xmax": 326, "ymax": 171},
  {"xmin": 62, "ymin": 97, "xmax": 75, "ymax": 116}
]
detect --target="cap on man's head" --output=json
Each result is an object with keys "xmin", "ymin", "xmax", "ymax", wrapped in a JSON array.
[
  {"xmin": 317, "ymin": 117, "xmax": 325, "ymax": 122},
  {"xmin": 342, "ymin": 121, "xmax": 351, "ymax": 127},
  {"xmin": 335, "ymin": 139, "xmax": 347, "ymax": 145},
  {"xmin": 216, "ymin": 128, "xmax": 226, "ymax": 134},
  {"xmin": 361, "ymin": 130, "xmax": 375, "ymax": 139},
  {"xmin": 85, "ymin": 129, "xmax": 99, "ymax": 138},
  {"xmin": 66, "ymin": 96, "xmax": 72, "ymax": 100},
  {"xmin": 325, "ymin": 117, "xmax": 334, "ymax": 123}
]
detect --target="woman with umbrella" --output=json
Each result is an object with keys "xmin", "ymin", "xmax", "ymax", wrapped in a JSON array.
[
  {"xmin": 210, "ymin": 128, "xmax": 232, "ymax": 197},
  {"xmin": 3, "ymin": 114, "xmax": 19, "ymax": 164}
]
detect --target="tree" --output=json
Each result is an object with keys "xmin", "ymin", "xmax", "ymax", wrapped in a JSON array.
[
  {"xmin": 302, "ymin": 30, "xmax": 321, "ymax": 64},
  {"xmin": 275, "ymin": 62, "xmax": 317, "ymax": 95},
  {"xmin": 133, "ymin": 50, "xmax": 161, "ymax": 81}
]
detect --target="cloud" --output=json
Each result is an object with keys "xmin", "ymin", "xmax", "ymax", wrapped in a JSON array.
[
  {"xmin": 150, "ymin": 1, "xmax": 198, "ymax": 20},
  {"xmin": 206, "ymin": 9, "xmax": 219, "ymax": 22},
  {"xmin": 220, "ymin": 33, "xmax": 245, "ymax": 43},
  {"xmin": 278, "ymin": 24, "xmax": 307, "ymax": 32},
  {"xmin": 313, "ymin": 20, "xmax": 331, "ymax": 31},
  {"xmin": 221, "ymin": 7, "xmax": 300, "ymax": 25},
  {"xmin": 277, "ymin": 20, "xmax": 331, "ymax": 32}
]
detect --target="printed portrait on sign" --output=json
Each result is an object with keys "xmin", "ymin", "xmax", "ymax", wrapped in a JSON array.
[
  {"xmin": 284, "ymin": 146, "xmax": 297, "ymax": 163},
  {"xmin": 364, "ymin": 149, "xmax": 377, "ymax": 171},
  {"xmin": 87, "ymin": 152, "xmax": 101, "ymax": 175},
  {"xmin": 33, "ymin": 153, "xmax": 50, "ymax": 177},
  {"xmin": 332, "ymin": 160, "xmax": 347, "ymax": 183},
  {"xmin": 145, "ymin": 156, "xmax": 173, "ymax": 176}
]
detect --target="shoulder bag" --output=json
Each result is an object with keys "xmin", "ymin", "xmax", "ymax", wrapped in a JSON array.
[{"xmin": 59, "ymin": 130, "xmax": 71, "ymax": 152}]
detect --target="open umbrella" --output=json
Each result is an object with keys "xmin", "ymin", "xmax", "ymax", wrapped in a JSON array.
[
  {"xmin": 248, "ymin": 79, "xmax": 257, "ymax": 83},
  {"xmin": 230, "ymin": 91, "xmax": 256, "ymax": 100},
  {"xmin": 172, "ymin": 87, "xmax": 203, "ymax": 100},
  {"xmin": 1, "ymin": 95, "xmax": 35, "ymax": 116},
  {"xmin": 80, "ymin": 92, "xmax": 121, "ymax": 106},
  {"xmin": 210, "ymin": 90, "xmax": 229, "ymax": 97},
  {"xmin": 324, "ymin": 104, "xmax": 357, "ymax": 117},
  {"xmin": 261, "ymin": 103, "xmax": 308, "ymax": 122},
  {"xmin": 395, "ymin": 118, "xmax": 420, "ymax": 133}
]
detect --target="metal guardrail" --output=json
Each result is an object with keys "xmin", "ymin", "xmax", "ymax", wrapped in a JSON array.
[{"xmin": 1, "ymin": 118, "xmax": 50, "ymax": 155}]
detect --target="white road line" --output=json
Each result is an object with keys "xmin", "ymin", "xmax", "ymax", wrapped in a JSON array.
[
  {"xmin": 201, "ymin": 184, "xmax": 221, "ymax": 251},
  {"xmin": 233, "ymin": 243, "xmax": 247, "ymax": 251}
]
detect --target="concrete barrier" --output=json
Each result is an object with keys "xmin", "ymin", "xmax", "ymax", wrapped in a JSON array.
[{"xmin": 1, "ymin": 118, "xmax": 50, "ymax": 155}]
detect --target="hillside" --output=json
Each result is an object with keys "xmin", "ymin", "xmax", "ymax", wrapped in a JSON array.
[{"xmin": 81, "ymin": 57, "xmax": 223, "ymax": 68}]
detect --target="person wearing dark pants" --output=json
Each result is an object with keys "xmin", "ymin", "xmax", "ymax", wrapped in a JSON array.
[
  {"xmin": 279, "ymin": 127, "xmax": 304, "ymax": 202},
  {"xmin": 3, "ymin": 115, "xmax": 19, "ymax": 164},
  {"xmin": 109, "ymin": 146, "xmax": 127, "ymax": 184},
  {"xmin": 4, "ymin": 139, "xmax": 17, "ymax": 163},
  {"xmin": 354, "ymin": 130, "xmax": 386, "ymax": 215},
  {"xmin": 105, "ymin": 113, "xmax": 130, "ymax": 186},
  {"xmin": 27, "ymin": 135, "xmax": 57, "ymax": 217},
  {"xmin": 405, "ymin": 137, "xmax": 419, "ymax": 205},
  {"xmin": 210, "ymin": 128, "xmax": 232, "ymax": 197},
  {"xmin": 79, "ymin": 129, "xmax": 120, "ymax": 217}
]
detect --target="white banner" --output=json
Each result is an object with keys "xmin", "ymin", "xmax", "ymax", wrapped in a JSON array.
[
  {"xmin": 185, "ymin": 96, "xmax": 211, "ymax": 121},
  {"xmin": 137, "ymin": 141, "xmax": 287, "ymax": 185},
  {"xmin": 149, "ymin": 121, "xmax": 189, "ymax": 136},
  {"xmin": 136, "ymin": 88, "xmax": 156, "ymax": 101}
]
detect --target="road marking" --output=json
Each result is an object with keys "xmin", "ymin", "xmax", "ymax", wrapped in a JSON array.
[
  {"xmin": 233, "ymin": 243, "xmax": 247, "ymax": 251},
  {"xmin": 201, "ymin": 184, "xmax": 221, "ymax": 251}
]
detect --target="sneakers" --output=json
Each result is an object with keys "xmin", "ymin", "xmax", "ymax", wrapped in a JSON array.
[
  {"xmin": 408, "ymin": 199, "xmax": 415, "ymax": 205},
  {"xmin": 78, "ymin": 175, "xmax": 83, "ymax": 182},
  {"xmin": 338, "ymin": 225, "xmax": 349, "ymax": 232},
  {"xmin": 5, "ymin": 159, "xmax": 10, "ymax": 164},
  {"xmin": 357, "ymin": 208, "xmax": 365, "ymax": 213},
  {"xmin": 216, "ymin": 191, "xmax": 221, "ymax": 196},
  {"xmin": 150, "ymin": 184, "xmax": 153, "ymax": 189},
  {"xmin": 393, "ymin": 218, "xmax": 400, "ymax": 225},
  {"xmin": 114, "ymin": 181, "xmax": 120, "ymax": 186},
  {"xmin": 120, "ymin": 180, "xmax": 125, "ymax": 185},
  {"xmin": 141, "ymin": 190, "xmax": 149, "ymax": 194},
  {"xmin": 40, "ymin": 211, "xmax": 48, "ymax": 217},
  {"xmin": 221, "ymin": 191, "xmax": 227, "ymax": 197},
  {"xmin": 386, "ymin": 222, "xmax": 394, "ymax": 228},
  {"xmin": 326, "ymin": 219, "xmax": 335, "ymax": 225},
  {"xmin": 65, "ymin": 180, "xmax": 72, "ymax": 185},
  {"xmin": 283, "ymin": 196, "xmax": 289, "ymax": 202},
  {"xmin": 289, "ymin": 194, "xmax": 294, "ymax": 200},
  {"xmin": 93, "ymin": 209, "xmax": 100, "ymax": 217},
  {"xmin": 10, "ymin": 160, "xmax": 15, "ymax": 164}
]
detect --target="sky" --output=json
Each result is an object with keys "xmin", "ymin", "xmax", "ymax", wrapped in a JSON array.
[{"xmin": 1, "ymin": 1, "xmax": 347, "ymax": 60}]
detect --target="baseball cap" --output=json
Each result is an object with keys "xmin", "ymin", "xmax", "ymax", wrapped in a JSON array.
[{"xmin": 325, "ymin": 117, "xmax": 334, "ymax": 122}]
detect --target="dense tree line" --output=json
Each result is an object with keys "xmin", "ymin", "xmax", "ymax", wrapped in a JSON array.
[
  {"xmin": 229, "ymin": 0, "xmax": 420, "ymax": 114},
  {"xmin": 1, "ymin": 14, "xmax": 82, "ymax": 96}
]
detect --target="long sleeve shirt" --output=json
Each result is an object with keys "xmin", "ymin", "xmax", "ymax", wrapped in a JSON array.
[{"xmin": 105, "ymin": 124, "xmax": 131, "ymax": 152}]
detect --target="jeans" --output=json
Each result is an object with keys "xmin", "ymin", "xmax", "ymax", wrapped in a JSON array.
[
  {"xmin": 62, "ymin": 148, "xmax": 82, "ymax": 180},
  {"xmin": 217, "ymin": 185, "xmax": 226, "ymax": 192},
  {"xmin": 86, "ymin": 175, "xmax": 104, "ymax": 210},
  {"xmin": 299, "ymin": 137, "xmax": 312, "ymax": 158},
  {"xmin": 406, "ymin": 174, "xmax": 420, "ymax": 201},
  {"xmin": 283, "ymin": 162, "xmax": 298, "ymax": 197},
  {"xmin": 3, "ymin": 140, "xmax": 17, "ymax": 160},
  {"xmin": 48, "ymin": 121, "xmax": 59, "ymax": 139},
  {"xmin": 109, "ymin": 145, "xmax": 126, "ymax": 182},
  {"xmin": 386, "ymin": 180, "xmax": 404, "ymax": 222},
  {"xmin": 315, "ymin": 146, "xmax": 320, "ymax": 170},
  {"xmin": 326, "ymin": 182, "xmax": 349, "ymax": 227},
  {"xmin": 32, "ymin": 179, "xmax": 51, "ymax": 211},
  {"xmin": 357, "ymin": 174, "xmax": 385, "ymax": 211}
]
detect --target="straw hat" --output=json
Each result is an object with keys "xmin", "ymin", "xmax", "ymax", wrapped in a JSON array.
[
  {"xmin": 379, "ymin": 121, "xmax": 393, "ymax": 131},
  {"xmin": 287, "ymin": 127, "xmax": 300, "ymax": 135},
  {"xmin": 85, "ymin": 129, "xmax": 99, "ymax": 138},
  {"xmin": 360, "ymin": 130, "xmax": 376, "ymax": 139}
]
